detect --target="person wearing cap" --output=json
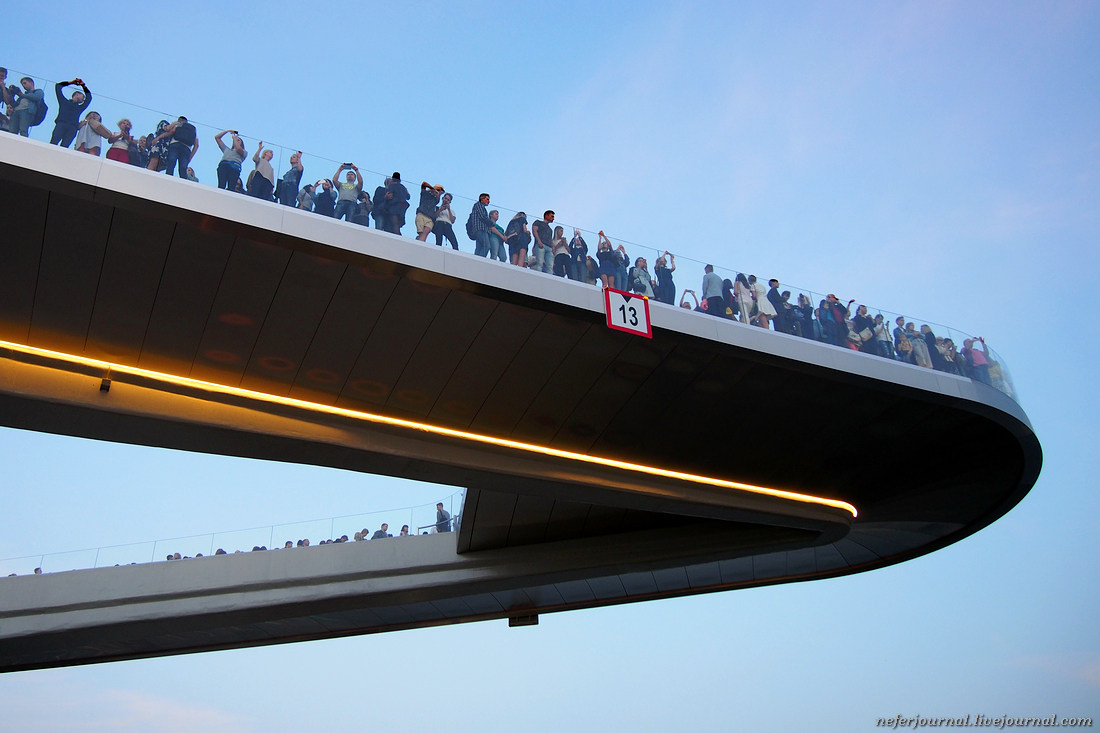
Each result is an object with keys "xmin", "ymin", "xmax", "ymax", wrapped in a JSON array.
[
  {"xmin": 416, "ymin": 182, "xmax": 444, "ymax": 241},
  {"xmin": 382, "ymin": 172, "xmax": 410, "ymax": 234}
]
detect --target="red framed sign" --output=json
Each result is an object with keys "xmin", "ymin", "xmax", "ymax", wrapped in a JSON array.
[{"xmin": 604, "ymin": 287, "xmax": 653, "ymax": 339}]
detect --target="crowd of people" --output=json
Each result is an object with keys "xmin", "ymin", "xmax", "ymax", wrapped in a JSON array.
[
  {"xmin": 6, "ymin": 504, "xmax": 456, "ymax": 576},
  {"xmin": 0, "ymin": 68, "xmax": 1010, "ymax": 397},
  {"xmin": 688, "ymin": 266, "xmax": 1006, "ymax": 391}
]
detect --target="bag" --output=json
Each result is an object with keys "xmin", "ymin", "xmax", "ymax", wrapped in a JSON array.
[
  {"xmin": 30, "ymin": 96, "xmax": 48, "ymax": 127},
  {"xmin": 859, "ymin": 327, "xmax": 874, "ymax": 342},
  {"xmin": 465, "ymin": 212, "xmax": 477, "ymax": 241}
]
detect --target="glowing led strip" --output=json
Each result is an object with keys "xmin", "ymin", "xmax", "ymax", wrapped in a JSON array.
[{"xmin": 0, "ymin": 339, "xmax": 857, "ymax": 517}]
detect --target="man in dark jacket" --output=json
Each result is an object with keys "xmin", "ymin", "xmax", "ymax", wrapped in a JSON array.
[
  {"xmin": 49, "ymin": 78, "xmax": 91, "ymax": 147},
  {"xmin": 435, "ymin": 503, "xmax": 452, "ymax": 533},
  {"xmin": 767, "ymin": 279, "xmax": 789, "ymax": 334},
  {"xmin": 382, "ymin": 172, "xmax": 410, "ymax": 235}
]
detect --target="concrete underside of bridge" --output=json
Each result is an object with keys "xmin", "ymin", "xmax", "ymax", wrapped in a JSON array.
[{"xmin": 0, "ymin": 137, "xmax": 1040, "ymax": 672}]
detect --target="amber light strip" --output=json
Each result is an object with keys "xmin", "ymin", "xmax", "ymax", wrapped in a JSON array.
[{"xmin": 0, "ymin": 339, "xmax": 857, "ymax": 517}]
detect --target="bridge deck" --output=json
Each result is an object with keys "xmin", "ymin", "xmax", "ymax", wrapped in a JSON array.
[{"xmin": 0, "ymin": 136, "xmax": 1040, "ymax": 671}]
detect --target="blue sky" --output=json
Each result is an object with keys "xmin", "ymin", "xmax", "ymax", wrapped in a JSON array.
[{"xmin": 1, "ymin": 2, "xmax": 1097, "ymax": 730}]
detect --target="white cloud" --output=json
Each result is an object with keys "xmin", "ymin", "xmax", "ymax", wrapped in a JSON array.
[{"xmin": 0, "ymin": 676, "xmax": 248, "ymax": 733}]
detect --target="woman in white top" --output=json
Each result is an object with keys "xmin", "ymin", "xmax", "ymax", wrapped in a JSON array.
[
  {"xmin": 105, "ymin": 118, "xmax": 133, "ymax": 163},
  {"xmin": 734, "ymin": 273, "xmax": 753, "ymax": 324},
  {"xmin": 750, "ymin": 275, "xmax": 776, "ymax": 328},
  {"xmin": 73, "ymin": 111, "xmax": 112, "ymax": 156},
  {"xmin": 432, "ymin": 193, "xmax": 459, "ymax": 250},
  {"xmin": 551, "ymin": 226, "xmax": 570, "ymax": 276},
  {"xmin": 247, "ymin": 141, "xmax": 276, "ymax": 200}
]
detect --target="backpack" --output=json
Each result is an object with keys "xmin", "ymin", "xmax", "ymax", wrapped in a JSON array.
[
  {"xmin": 465, "ymin": 212, "xmax": 477, "ymax": 241},
  {"xmin": 30, "ymin": 95, "xmax": 47, "ymax": 127}
]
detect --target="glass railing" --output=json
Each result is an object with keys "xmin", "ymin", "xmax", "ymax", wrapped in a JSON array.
[
  {"xmin": 0, "ymin": 490, "xmax": 465, "ymax": 577},
  {"xmin": 0, "ymin": 69, "xmax": 1017, "ymax": 404}
]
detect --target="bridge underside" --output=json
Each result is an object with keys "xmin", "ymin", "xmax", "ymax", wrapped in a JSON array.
[{"xmin": 0, "ymin": 137, "xmax": 1041, "ymax": 671}]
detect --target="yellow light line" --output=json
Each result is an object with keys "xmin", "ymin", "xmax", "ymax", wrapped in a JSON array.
[{"xmin": 0, "ymin": 339, "xmax": 857, "ymax": 517}]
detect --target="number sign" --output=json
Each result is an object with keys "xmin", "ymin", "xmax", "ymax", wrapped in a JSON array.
[{"xmin": 604, "ymin": 287, "xmax": 653, "ymax": 338}]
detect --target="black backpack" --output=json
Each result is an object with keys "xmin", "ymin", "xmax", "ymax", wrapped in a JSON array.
[
  {"xmin": 30, "ymin": 97, "xmax": 47, "ymax": 127},
  {"xmin": 465, "ymin": 212, "xmax": 477, "ymax": 241}
]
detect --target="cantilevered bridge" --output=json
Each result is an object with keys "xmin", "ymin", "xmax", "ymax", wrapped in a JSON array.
[{"xmin": 0, "ymin": 136, "xmax": 1041, "ymax": 671}]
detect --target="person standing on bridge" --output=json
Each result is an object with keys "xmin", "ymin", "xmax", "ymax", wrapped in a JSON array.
[
  {"xmin": 49, "ymin": 78, "xmax": 91, "ymax": 147},
  {"xmin": 248, "ymin": 142, "xmax": 276, "ymax": 200},
  {"xmin": 469, "ymin": 193, "xmax": 492, "ymax": 257},
  {"xmin": 531, "ymin": 211, "xmax": 554, "ymax": 273},
  {"xmin": 213, "ymin": 129, "xmax": 246, "ymax": 190},
  {"xmin": 702, "ymin": 264, "xmax": 724, "ymax": 317},
  {"xmin": 164, "ymin": 116, "xmax": 199, "ymax": 179},
  {"xmin": 332, "ymin": 163, "xmax": 363, "ymax": 221},
  {"xmin": 311, "ymin": 178, "xmax": 336, "ymax": 216},
  {"xmin": 435, "ymin": 503, "xmax": 452, "ymax": 533},
  {"xmin": 433, "ymin": 193, "xmax": 460, "ymax": 250},
  {"xmin": 382, "ymin": 172, "xmax": 410, "ymax": 234},
  {"xmin": 415, "ymin": 182, "xmax": 443, "ymax": 241},
  {"xmin": 277, "ymin": 151, "xmax": 305, "ymax": 206},
  {"xmin": 7, "ymin": 76, "xmax": 44, "ymax": 137}
]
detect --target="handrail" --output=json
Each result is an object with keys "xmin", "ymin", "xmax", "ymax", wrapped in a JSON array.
[
  {"xmin": 0, "ymin": 490, "xmax": 465, "ymax": 577},
  {"xmin": 0, "ymin": 67, "xmax": 1017, "ymax": 405}
]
